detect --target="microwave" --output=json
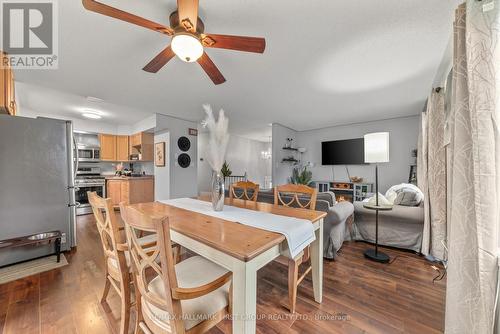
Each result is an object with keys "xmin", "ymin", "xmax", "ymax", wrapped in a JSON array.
[{"xmin": 77, "ymin": 145, "xmax": 100, "ymax": 162}]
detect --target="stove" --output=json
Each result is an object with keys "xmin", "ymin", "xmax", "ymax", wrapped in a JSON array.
[
  {"xmin": 76, "ymin": 175, "xmax": 105, "ymax": 183},
  {"xmin": 75, "ymin": 167, "xmax": 105, "ymax": 215}
]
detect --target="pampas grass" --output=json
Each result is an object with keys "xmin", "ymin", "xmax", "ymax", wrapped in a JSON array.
[{"xmin": 201, "ymin": 104, "xmax": 229, "ymax": 172}]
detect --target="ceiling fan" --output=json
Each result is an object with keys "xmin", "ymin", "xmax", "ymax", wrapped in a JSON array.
[{"xmin": 82, "ymin": 0, "xmax": 266, "ymax": 85}]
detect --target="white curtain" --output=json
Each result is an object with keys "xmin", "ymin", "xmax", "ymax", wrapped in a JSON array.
[
  {"xmin": 419, "ymin": 89, "xmax": 447, "ymax": 259},
  {"xmin": 445, "ymin": 3, "xmax": 499, "ymax": 334}
]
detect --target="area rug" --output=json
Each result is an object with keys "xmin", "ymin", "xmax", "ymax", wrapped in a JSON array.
[{"xmin": 0, "ymin": 255, "xmax": 68, "ymax": 284}]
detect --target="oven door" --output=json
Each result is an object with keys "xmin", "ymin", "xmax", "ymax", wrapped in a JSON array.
[{"xmin": 75, "ymin": 184, "xmax": 105, "ymax": 215}]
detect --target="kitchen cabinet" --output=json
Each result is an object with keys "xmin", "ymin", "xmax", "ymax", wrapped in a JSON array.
[
  {"xmin": 106, "ymin": 179, "xmax": 122, "ymax": 206},
  {"xmin": 99, "ymin": 134, "xmax": 117, "ymax": 161},
  {"xmin": 129, "ymin": 132, "xmax": 153, "ymax": 161},
  {"xmin": 116, "ymin": 135, "xmax": 129, "ymax": 161},
  {"xmin": 98, "ymin": 132, "xmax": 152, "ymax": 162},
  {"xmin": 129, "ymin": 133, "xmax": 141, "ymax": 147},
  {"xmin": 106, "ymin": 177, "xmax": 154, "ymax": 206},
  {"xmin": 0, "ymin": 52, "xmax": 16, "ymax": 116}
]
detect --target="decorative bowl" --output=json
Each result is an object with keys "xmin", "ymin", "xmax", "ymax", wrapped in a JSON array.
[{"xmin": 350, "ymin": 176, "xmax": 363, "ymax": 183}]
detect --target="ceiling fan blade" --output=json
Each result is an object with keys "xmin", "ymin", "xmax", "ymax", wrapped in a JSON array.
[
  {"xmin": 197, "ymin": 52, "xmax": 226, "ymax": 85},
  {"xmin": 202, "ymin": 34, "xmax": 266, "ymax": 53},
  {"xmin": 143, "ymin": 46, "xmax": 175, "ymax": 73},
  {"xmin": 82, "ymin": 0, "xmax": 174, "ymax": 36},
  {"xmin": 177, "ymin": 0, "xmax": 199, "ymax": 32}
]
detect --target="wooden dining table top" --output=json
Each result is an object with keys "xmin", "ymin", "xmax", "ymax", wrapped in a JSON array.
[{"xmin": 129, "ymin": 196, "xmax": 327, "ymax": 262}]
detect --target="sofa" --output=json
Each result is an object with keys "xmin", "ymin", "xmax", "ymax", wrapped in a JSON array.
[
  {"xmin": 353, "ymin": 201, "xmax": 424, "ymax": 252},
  {"xmin": 227, "ymin": 188, "xmax": 354, "ymax": 259}
]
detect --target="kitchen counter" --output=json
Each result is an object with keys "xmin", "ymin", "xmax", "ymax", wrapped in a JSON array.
[{"xmin": 104, "ymin": 175, "xmax": 154, "ymax": 180}]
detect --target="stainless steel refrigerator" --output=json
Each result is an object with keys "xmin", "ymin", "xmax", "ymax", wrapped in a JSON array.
[{"xmin": 0, "ymin": 115, "xmax": 77, "ymax": 266}]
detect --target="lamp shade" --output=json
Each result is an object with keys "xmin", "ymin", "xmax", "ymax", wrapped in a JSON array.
[
  {"xmin": 364, "ymin": 132, "xmax": 390, "ymax": 163},
  {"xmin": 171, "ymin": 34, "xmax": 203, "ymax": 62}
]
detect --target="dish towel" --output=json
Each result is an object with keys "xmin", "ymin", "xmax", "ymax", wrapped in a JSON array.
[{"xmin": 160, "ymin": 198, "xmax": 315, "ymax": 259}]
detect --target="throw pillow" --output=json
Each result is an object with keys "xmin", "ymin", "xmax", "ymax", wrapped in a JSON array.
[
  {"xmin": 367, "ymin": 193, "xmax": 392, "ymax": 206},
  {"xmin": 385, "ymin": 183, "xmax": 424, "ymax": 206},
  {"xmin": 394, "ymin": 191, "xmax": 420, "ymax": 206}
]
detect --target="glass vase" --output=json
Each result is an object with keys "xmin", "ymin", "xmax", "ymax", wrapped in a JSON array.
[{"xmin": 211, "ymin": 171, "xmax": 224, "ymax": 211}]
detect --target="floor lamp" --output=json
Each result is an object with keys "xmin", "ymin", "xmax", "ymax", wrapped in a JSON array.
[{"xmin": 363, "ymin": 132, "xmax": 391, "ymax": 263}]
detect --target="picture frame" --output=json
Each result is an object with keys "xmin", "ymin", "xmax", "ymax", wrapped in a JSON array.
[{"xmin": 155, "ymin": 142, "xmax": 166, "ymax": 167}]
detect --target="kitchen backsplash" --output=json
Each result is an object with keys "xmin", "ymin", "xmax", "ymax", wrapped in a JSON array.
[{"xmin": 79, "ymin": 161, "xmax": 154, "ymax": 175}]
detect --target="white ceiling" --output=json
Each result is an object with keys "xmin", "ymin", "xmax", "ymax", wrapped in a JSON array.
[{"xmin": 15, "ymin": 0, "xmax": 460, "ymax": 141}]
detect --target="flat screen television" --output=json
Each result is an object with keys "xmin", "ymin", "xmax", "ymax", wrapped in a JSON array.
[{"xmin": 321, "ymin": 138, "xmax": 366, "ymax": 165}]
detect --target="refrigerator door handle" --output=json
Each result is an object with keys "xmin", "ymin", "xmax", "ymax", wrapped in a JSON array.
[
  {"xmin": 66, "ymin": 121, "xmax": 77, "ymax": 248},
  {"xmin": 73, "ymin": 135, "xmax": 79, "ymax": 178}
]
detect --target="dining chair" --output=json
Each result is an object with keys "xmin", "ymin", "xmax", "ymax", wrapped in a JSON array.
[
  {"xmin": 88, "ymin": 191, "xmax": 136, "ymax": 334},
  {"xmin": 88, "ymin": 192, "xmax": 164, "ymax": 334},
  {"xmin": 273, "ymin": 184, "xmax": 318, "ymax": 313},
  {"xmin": 229, "ymin": 180, "xmax": 260, "ymax": 202},
  {"xmin": 120, "ymin": 203, "xmax": 233, "ymax": 334}
]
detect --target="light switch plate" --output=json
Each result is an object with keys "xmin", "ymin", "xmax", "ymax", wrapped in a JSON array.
[{"xmin": 483, "ymin": 1, "xmax": 495, "ymax": 12}]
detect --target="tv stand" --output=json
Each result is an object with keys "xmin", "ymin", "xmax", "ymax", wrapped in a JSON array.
[{"xmin": 314, "ymin": 181, "xmax": 373, "ymax": 202}]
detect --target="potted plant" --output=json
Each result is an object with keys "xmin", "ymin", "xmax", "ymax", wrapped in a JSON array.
[
  {"xmin": 221, "ymin": 161, "xmax": 232, "ymax": 178},
  {"xmin": 289, "ymin": 166, "xmax": 313, "ymax": 186}
]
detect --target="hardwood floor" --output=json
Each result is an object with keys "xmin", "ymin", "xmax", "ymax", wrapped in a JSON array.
[{"xmin": 0, "ymin": 214, "xmax": 446, "ymax": 334}]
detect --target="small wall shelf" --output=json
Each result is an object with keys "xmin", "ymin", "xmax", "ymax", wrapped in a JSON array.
[
  {"xmin": 282, "ymin": 147, "xmax": 298, "ymax": 151},
  {"xmin": 281, "ymin": 158, "xmax": 299, "ymax": 163}
]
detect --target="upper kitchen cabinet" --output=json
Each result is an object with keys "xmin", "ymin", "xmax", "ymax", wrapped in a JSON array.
[
  {"xmin": 99, "ymin": 134, "xmax": 117, "ymax": 161},
  {"xmin": 116, "ymin": 135, "xmax": 129, "ymax": 161},
  {"xmin": 99, "ymin": 132, "xmax": 151, "ymax": 162},
  {"xmin": 129, "ymin": 132, "xmax": 153, "ymax": 161},
  {"xmin": 0, "ymin": 52, "xmax": 16, "ymax": 116}
]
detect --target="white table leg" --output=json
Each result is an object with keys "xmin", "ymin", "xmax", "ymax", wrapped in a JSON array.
[
  {"xmin": 232, "ymin": 260, "xmax": 257, "ymax": 334},
  {"xmin": 172, "ymin": 230, "xmax": 280, "ymax": 334},
  {"xmin": 310, "ymin": 219, "xmax": 324, "ymax": 303}
]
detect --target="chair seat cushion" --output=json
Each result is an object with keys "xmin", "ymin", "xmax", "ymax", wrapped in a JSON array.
[
  {"xmin": 142, "ymin": 255, "xmax": 230, "ymax": 331},
  {"xmin": 137, "ymin": 233, "xmax": 157, "ymax": 245},
  {"xmin": 107, "ymin": 253, "xmax": 130, "ymax": 271}
]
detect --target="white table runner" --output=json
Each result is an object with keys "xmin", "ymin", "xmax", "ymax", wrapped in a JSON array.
[{"xmin": 160, "ymin": 198, "xmax": 315, "ymax": 259}]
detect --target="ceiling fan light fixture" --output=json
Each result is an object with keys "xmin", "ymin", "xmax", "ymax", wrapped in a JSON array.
[{"xmin": 171, "ymin": 33, "xmax": 203, "ymax": 62}]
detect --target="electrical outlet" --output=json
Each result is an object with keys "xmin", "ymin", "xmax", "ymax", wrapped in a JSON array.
[
  {"xmin": 61, "ymin": 233, "xmax": 67, "ymax": 244},
  {"xmin": 483, "ymin": 1, "xmax": 495, "ymax": 12}
]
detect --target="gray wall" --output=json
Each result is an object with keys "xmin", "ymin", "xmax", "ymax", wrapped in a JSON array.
[
  {"xmin": 154, "ymin": 130, "xmax": 170, "ymax": 200},
  {"xmin": 298, "ymin": 116, "xmax": 419, "ymax": 192},
  {"xmin": 197, "ymin": 133, "xmax": 271, "ymax": 193},
  {"xmin": 155, "ymin": 114, "xmax": 198, "ymax": 199},
  {"xmin": 272, "ymin": 116, "xmax": 419, "ymax": 192},
  {"xmin": 272, "ymin": 123, "xmax": 298, "ymax": 186}
]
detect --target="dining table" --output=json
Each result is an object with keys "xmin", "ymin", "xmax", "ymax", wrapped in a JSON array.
[{"xmin": 129, "ymin": 196, "xmax": 327, "ymax": 334}]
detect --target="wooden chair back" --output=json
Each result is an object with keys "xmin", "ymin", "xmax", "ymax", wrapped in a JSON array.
[
  {"xmin": 274, "ymin": 184, "xmax": 318, "ymax": 210},
  {"xmin": 229, "ymin": 181, "xmax": 260, "ymax": 202},
  {"xmin": 272, "ymin": 185, "xmax": 317, "ymax": 312},
  {"xmin": 88, "ymin": 191, "xmax": 128, "ymax": 278},
  {"xmin": 119, "ymin": 203, "xmax": 184, "ymax": 333}
]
